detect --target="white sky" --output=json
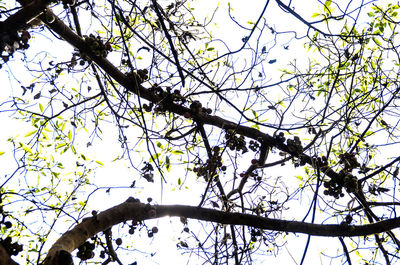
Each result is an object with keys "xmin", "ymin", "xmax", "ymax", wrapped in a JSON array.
[{"xmin": 0, "ymin": 0, "xmax": 393, "ymax": 264}]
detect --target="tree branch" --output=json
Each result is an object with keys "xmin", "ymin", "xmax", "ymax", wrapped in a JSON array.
[
  {"xmin": 0, "ymin": 243, "xmax": 18, "ymax": 265},
  {"xmin": 43, "ymin": 199, "xmax": 400, "ymax": 264}
]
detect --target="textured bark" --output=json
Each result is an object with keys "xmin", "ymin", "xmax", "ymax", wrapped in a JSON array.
[
  {"xmin": 42, "ymin": 200, "xmax": 400, "ymax": 264},
  {"xmin": 0, "ymin": 244, "xmax": 18, "ymax": 265},
  {"xmin": 1, "ymin": 0, "xmax": 51, "ymax": 31}
]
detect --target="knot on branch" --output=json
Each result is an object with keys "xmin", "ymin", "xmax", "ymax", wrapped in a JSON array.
[{"xmin": 145, "ymin": 203, "xmax": 156, "ymax": 218}]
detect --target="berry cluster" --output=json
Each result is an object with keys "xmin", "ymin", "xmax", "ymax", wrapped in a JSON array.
[
  {"xmin": 341, "ymin": 172, "xmax": 358, "ymax": 193},
  {"xmin": 189, "ymin": 101, "xmax": 212, "ymax": 115},
  {"xmin": 144, "ymin": 85, "xmax": 186, "ymax": 113},
  {"xmin": 0, "ymin": 205, "xmax": 12, "ymax": 230},
  {"xmin": 147, "ymin": 226, "xmax": 159, "ymax": 238},
  {"xmin": 128, "ymin": 220, "xmax": 138, "ymax": 235},
  {"xmin": 193, "ymin": 146, "xmax": 225, "ymax": 180},
  {"xmin": 225, "ymin": 130, "xmax": 248, "ymax": 153},
  {"xmin": 274, "ymin": 132, "xmax": 286, "ymax": 143},
  {"xmin": 323, "ymin": 171, "xmax": 358, "ymax": 198},
  {"xmin": 127, "ymin": 217, "xmax": 145, "ymax": 235},
  {"xmin": 0, "ymin": 237, "xmax": 23, "ymax": 256},
  {"xmin": 183, "ymin": 100, "xmax": 213, "ymax": 119},
  {"xmin": 286, "ymin": 136, "xmax": 303, "ymax": 154},
  {"xmin": 0, "ymin": 30, "xmax": 31, "ymax": 62},
  {"xmin": 250, "ymin": 228, "xmax": 262, "ymax": 243},
  {"xmin": 127, "ymin": 69, "xmax": 149, "ymax": 86},
  {"xmin": 162, "ymin": 87, "xmax": 186, "ymax": 107},
  {"xmin": 323, "ymin": 180, "xmax": 344, "ymax": 199},
  {"xmin": 338, "ymin": 152, "xmax": 360, "ymax": 172},
  {"xmin": 248, "ymin": 140, "xmax": 260, "ymax": 152},
  {"xmin": 0, "ymin": 198, "xmax": 15, "ymax": 235},
  {"xmin": 311, "ymin": 155, "xmax": 328, "ymax": 169},
  {"xmin": 99, "ymin": 249, "xmax": 107, "ymax": 259},
  {"xmin": 82, "ymin": 34, "xmax": 112, "ymax": 59},
  {"xmin": 76, "ymin": 241, "xmax": 95, "ymax": 260},
  {"xmin": 142, "ymin": 102, "xmax": 154, "ymax": 112}
]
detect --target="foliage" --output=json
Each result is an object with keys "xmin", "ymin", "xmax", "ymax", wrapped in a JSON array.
[{"xmin": 1, "ymin": 0, "xmax": 400, "ymax": 264}]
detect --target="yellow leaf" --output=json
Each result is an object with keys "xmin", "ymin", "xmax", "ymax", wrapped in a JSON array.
[{"xmin": 24, "ymin": 130, "xmax": 37, "ymax": 137}]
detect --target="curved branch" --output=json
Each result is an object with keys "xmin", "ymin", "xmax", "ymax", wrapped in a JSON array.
[{"xmin": 43, "ymin": 199, "xmax": 400, "ymax": 264}]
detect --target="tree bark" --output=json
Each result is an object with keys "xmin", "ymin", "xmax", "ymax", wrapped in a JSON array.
[{"xmin": 42, "ymin": 200, "xmax": 400, "ymax": 265}]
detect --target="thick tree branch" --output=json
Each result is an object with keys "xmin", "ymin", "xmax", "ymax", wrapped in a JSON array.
[
  {"xmin": 0, "ymin": 243, "xmax": 18, "ymax": 265},
  {"xmin": 43, "ymin": 200, "xmax": 400, "ymax": 264},
  {"xmin": 1, "ymin": 0, "xmax": 51, "ymax": 31}
]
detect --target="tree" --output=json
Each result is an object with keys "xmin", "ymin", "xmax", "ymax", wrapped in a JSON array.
[{"xmin": 1, "ymin": 0, "xmax": 400, "ymax": 264}]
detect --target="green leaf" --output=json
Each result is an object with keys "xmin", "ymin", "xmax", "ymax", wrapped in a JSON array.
[
  {"xmin": 0, "ymin": 151, "xmax": 4, "ymax": 156},
  {"xmin": 165, "ymin": 156, "xmax": 171, "ymax": 172},
  {"xmin": 22, "ymin": 145, "xmax": 33, "ymax": 154},
  {"xmin": 150, "ymin": 153, "xmax": 160, "ymax": 162},
  {"xmin": 71, "ymin": 145, "xmax": 76, "ymax": 154},
  {"xmin": 373, "ymin": 37, "xmax": 382, "ymax": 46},
  {"xmin": 95, "ymin": 160, "xmax": 104, "ymax": 166},
  {"xmin": 324, "ymin": 0, "xmax": 332, "ymax": 14},
  {"xmin": 55, "ymin": 143, "xmax": 67, "ymax": 149},
  {"xmin": 24, "ymin": 130, "xmax": 37, "ymax": 137},
  {"xmin": 324, "ymin": 0, "xmax": 331, "ymax": 7}
]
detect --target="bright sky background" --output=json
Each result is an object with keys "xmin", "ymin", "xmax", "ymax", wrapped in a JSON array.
[{"xmin": 1, "ymin": 0, "xmax": 392, "ymax": 264}]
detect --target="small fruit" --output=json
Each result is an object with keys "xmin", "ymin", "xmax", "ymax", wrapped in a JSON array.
[
  {"xmin": 183, "ymin": 112, "xmax": 191, "ymax": 119},
  {"xmin": 251, "ymin": 159, "xmax": 258, "ymax": 165},
  {"xmin": 115, "ymin": 238, "xmax": 122, "ymax": 245},
  {"xmin": 152, "ymin": 226, "xmax": 159, "ymax": 233},
  {"xmin": 105, "ymin": 42, "xmax": 112, "ymax": 51},
  {"xmin": 345, "ymin": 215, "xmax": 353, "ymax": 223},
  {"xmin": 4, "ymin": 221, "xmax": 12, "ymax": 228}
]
